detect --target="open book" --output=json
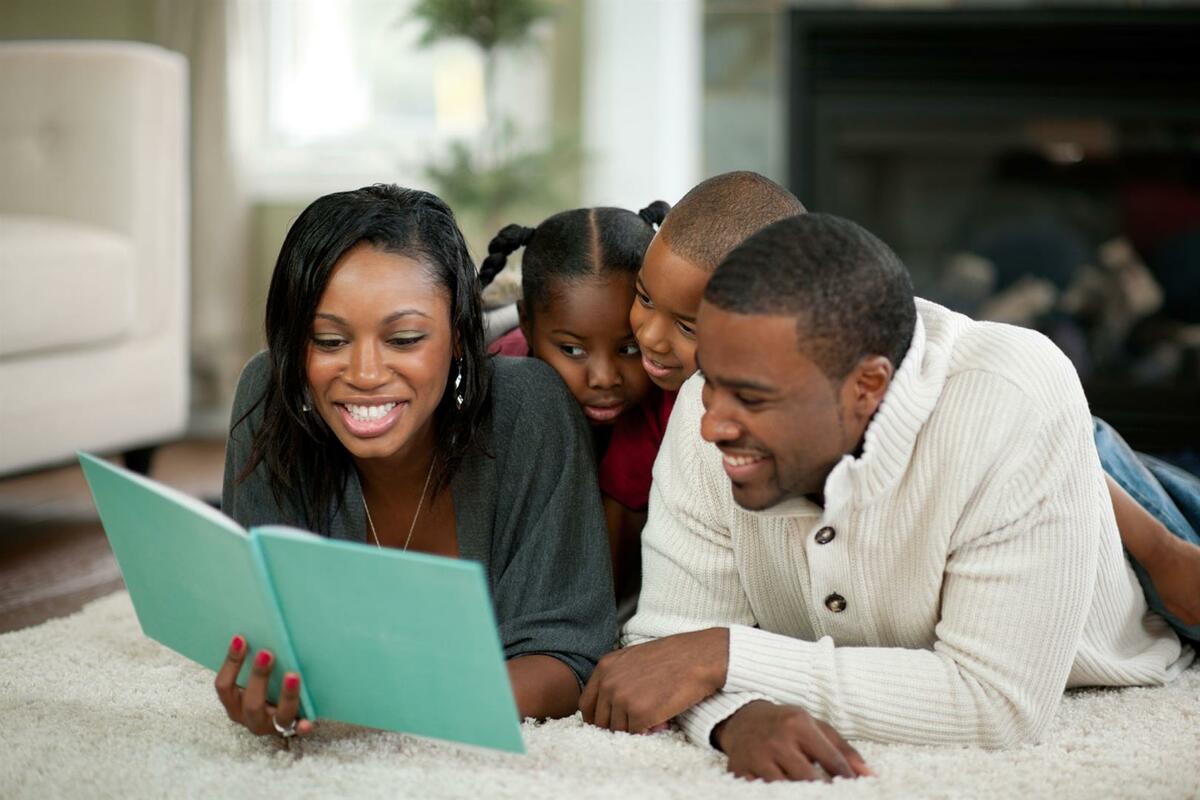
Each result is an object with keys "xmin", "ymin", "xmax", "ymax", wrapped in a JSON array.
[{"xmin": 78, "ymin": 452, "xmax": 524, "ymax": 753}]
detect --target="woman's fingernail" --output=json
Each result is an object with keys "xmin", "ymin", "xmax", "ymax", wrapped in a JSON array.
[
  {"xmin": 284, "ymin": 674, "xmax": 300, "ymax": 692},
  {"xmin": 255, "ymin": 650, "xmax": 273, "ymax": 668},
  {"xmin": 230, "ymin": 635, "xmax": 245, "ymax": 654}
]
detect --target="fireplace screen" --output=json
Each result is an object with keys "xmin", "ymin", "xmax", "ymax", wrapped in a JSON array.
[{"xmin": 789, "ymin": 10, "xmax": 1200, "ymax": 455}]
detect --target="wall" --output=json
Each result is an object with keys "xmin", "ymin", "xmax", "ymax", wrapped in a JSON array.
[
  {"xmin": 581, "ymin": 0, "xmax": 702, "ymax": 207},
  {"xmin": 0, "ymin": 0, "xmax": 158, "ymax": 42}
]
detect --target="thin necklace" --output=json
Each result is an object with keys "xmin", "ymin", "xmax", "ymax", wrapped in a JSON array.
[{"xmin": 361, "ymin": 460, "xmax": 435, "ymax": 551}]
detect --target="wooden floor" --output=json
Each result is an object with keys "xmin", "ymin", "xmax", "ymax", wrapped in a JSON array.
[{"xmin": 0, "ymin": 440, "xmax": 226, "ymax": 634}]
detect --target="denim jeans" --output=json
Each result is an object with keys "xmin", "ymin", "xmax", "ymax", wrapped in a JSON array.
[{"xmin": 1093, "ymin": 417, "xmax": 1200, "ymax": 643}]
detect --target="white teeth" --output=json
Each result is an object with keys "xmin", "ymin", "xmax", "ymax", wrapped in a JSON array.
[
  {"xmin": 344, "ymin": 402, "xmax": 397, "ymax": 422},
  {"xmin": 723, "ymin": 453, "xmax": 764, "ymax": 468}
]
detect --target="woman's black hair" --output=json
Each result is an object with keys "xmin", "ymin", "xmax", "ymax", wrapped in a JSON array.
[
  {"xmin": 236, "ymin": 183, "xmax": 490, "ymax": 531},
  {"xmin": 479, "ymin": 200, "xmax": 671, "ymax": 314}
]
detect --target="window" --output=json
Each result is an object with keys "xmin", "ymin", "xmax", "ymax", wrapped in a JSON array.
[{"xmin": 230, "ymin": 0, "xmax": 495, "ymax": 199}]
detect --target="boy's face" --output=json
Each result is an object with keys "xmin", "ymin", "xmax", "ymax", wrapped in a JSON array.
[
  {"xmin": 523, "ymin": 274, "xmax": 652, "ymax": 425},
  {"xmin": 629, "ymin": 233, "xmax": 710, "ymax": 392}
]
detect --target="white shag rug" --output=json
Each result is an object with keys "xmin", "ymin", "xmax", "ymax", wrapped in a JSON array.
[{"xmin": 2, "ymin": 592, "xmax": 1198, "ymax": 800}]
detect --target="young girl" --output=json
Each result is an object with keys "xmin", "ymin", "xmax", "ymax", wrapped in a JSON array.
[
  {"xmin": 481, "ymin": 202, "xmax": 669, "ymax": 424},
  {"xmin": 480, "ymin": 202, "xmax": 669, "ymax": 599}
]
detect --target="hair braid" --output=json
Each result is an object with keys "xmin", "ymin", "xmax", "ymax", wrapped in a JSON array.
[
  {"xmin": 479, "ymin": 224, "xmax": 535, "ymax": 288},
  {"xmin": 637, "ymin": 200, "xmax": 671, "ymax": 228}
]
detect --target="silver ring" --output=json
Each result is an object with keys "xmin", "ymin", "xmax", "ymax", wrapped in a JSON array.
[{"xmin": 272, "ymin": 714, "xmax": 298, "ymax": 739}]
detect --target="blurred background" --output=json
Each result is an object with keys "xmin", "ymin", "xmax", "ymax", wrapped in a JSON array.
[
  {"xmin": 2, "ymin": 0, "xmax": 704, "ymax": 444},
  {"xmin": 5, "ymin": 0, "xmax": 1199, "ymax": 451},
  {"xmin": 1, "ymin": 0, "xmax": 1198, "ymax": 625}
]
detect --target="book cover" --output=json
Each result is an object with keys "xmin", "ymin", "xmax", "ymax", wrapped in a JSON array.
[{"xmin": 78, "ymin": 453, "xmax": 524, "ymax": 753}]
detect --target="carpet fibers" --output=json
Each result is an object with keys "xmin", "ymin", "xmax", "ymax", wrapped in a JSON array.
[{"xmin": 1, "ymin": 592, "xmax": 1198, "ymax": 799}]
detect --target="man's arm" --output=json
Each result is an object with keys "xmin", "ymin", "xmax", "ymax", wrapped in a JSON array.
[
  {"xmin": 712, "ymin": 395, "xmax": 1111, "ymax": 748},
  {"xmin": 602, "ymin": 373, "xmax": 1125, "ymax": 750},
  {"xmin": 586, "ymin": 376, "xmax": 772, "ymax": 741}
]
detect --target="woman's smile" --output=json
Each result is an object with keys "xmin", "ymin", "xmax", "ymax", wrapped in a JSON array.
[
  {"xmin": 306, "ymin": 242, "xmax": 453, "ymax": 463},
  {"xmin": 335, "ymin": 400, "xmax": 407, "ymax": 438}
]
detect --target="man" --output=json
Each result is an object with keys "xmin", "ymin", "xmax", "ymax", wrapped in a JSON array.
[{"xmin": 580, "ymin": 213, "xmax": 1192, "ymax": 782}]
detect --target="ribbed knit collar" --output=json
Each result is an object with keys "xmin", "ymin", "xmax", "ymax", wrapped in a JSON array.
[{"xmin": 750, "ymin": 299, "xmax": 954, "ymax": 519}]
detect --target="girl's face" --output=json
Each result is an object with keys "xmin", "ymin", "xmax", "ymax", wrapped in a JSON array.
[
  {"xmin": 523, "ymin": 273, "xmax": 652, "ymax": 425},
  {"xmin": 306, "ymin": 242, "xmax": 454, "ymax": 466},
  {"xmin": 630, "ymin": 233, "xmax": 710, "ymax": 392}
]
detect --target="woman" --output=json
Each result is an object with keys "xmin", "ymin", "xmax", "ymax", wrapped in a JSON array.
[{"xmin": 216, "ymin": 184, "xmax": 616, "ymax": 739}]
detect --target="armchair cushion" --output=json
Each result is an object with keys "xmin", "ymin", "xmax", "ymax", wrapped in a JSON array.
[{"xmin": 0, "ymin": 215, "xmax": 136, "ymax": 358}]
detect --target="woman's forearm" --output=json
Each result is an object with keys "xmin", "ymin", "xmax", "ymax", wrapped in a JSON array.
[{"xmin": 507, "ymin": 654, "xmax": 581, "ymax": 720}]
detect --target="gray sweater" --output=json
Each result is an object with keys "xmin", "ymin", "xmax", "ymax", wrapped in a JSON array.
[{"xmin": 222, "ymin": 352, "xmax": 617, "ymax": 685}]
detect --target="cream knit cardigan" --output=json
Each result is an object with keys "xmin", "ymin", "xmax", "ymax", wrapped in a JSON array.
[{"xmin": 623, "ymin": 299, "xmax": 1193, "ymax": 749}]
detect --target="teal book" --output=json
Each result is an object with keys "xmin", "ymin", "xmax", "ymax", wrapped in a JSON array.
[{"xmin": 78, "ymin": 452, "xmax": 524, "ymax": 753}]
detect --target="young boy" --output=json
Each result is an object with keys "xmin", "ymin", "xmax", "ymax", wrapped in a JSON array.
[{"xmin": 600, "ymin": 172, "xmax": 806, "ymax": 600}]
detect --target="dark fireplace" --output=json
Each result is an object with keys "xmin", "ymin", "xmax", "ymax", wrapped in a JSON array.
[{"xmin": 786, "ymin": 8, "xmax": 1200, "ymax": 456}]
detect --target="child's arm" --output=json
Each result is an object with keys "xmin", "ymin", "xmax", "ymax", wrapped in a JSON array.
[
  {"xmin": 1106, "ymin": 474, "xmax": 1200, "ymax": 626},
  {"xmin": 604, "ymin": 495, "xmax": 647, "ymax": 602}
]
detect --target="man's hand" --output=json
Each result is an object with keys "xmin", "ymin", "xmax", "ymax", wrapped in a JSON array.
[
  {"xmin": 579, "ymin": 628, "xmax": 729, "ymax": 733},
  {"xmin": 713, "ymin": 700, "xmax": 872, "ymax": 782}
]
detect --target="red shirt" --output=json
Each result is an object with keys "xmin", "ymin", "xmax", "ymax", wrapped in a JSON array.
[
  {"xmin": 489, "ymin": 326, "xmax": 530, "ymax": 357},
  {"xmin": 598, "ymin": 388, "xmax": 678, "ymax": 511},
  {"xmin": 490, "ymin": 325, "xmax": 676, "ymax": 509}
]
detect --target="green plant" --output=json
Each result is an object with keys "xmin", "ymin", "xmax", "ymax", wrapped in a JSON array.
[
  {"xmin": 425, "ymin": 122, "xmax": 580, "ymax": 235},
  {"xmin": 411, "ymin": 0, "xmax": 552, "ymax": 51},
  {"xmin": 408, "ymin": 0, "xmax": 580, "ymax": 269}
]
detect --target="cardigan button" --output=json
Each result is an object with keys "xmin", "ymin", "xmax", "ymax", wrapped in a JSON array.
[
  {"xmin": 824, "ymin": 593, "xmax": 847, "ymax": 613},
  {"xmin": 815, "ymin": 526, "xmax": 836, "ymax": 544}
]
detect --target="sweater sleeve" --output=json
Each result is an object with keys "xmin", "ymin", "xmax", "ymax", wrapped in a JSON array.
[
  {"xmin": 489, "ymin": 360, "xmax": 618, "ymax": 687},
  {"xmin": 722, "ymin": 411, "xmax": 1097, "ymax": 748},
  {"xmin": 220, "ymin": 351, "xmax": 298, "ymax": 529},
  {"xmin": 620, "ymin": 377, "xmax": 771, "ymax": 745},
  {"xmin": 736, "ymin": 405, "xmax": 1107, "ymax": 748}
]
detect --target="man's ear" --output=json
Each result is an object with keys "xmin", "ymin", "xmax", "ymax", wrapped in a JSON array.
[{"xmin": 847, "ymin": 355, "xmax": 893, "ymax": 422}]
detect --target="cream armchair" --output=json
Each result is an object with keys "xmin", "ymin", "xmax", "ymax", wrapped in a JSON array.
[{"xmin": 0, "ymin": 41, "xmax": 189, "ymax": 476}]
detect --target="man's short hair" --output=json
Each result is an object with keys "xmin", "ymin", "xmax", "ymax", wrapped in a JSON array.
[
  {"xmin": 705, "ymin": 213, "xmax": 917, "ymax": 379},
  {"xmin": 660, "ymin": 171, "xmax": 805, "ymax": 271}
]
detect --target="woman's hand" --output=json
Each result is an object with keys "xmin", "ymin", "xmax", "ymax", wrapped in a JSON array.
[{"xmin": 214, "ymin": 634, "xmax": 314, "ymax": 738}]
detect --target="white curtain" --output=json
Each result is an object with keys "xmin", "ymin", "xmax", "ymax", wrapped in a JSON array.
[{"xmin": 154, "ymin": 0, "xmax": 252, "ymax": 431}]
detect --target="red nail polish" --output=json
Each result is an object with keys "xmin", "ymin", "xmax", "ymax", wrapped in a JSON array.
[
  {"xmin": 255, "ymin": 650, "xmax": 273, "ymax": 668},
  {"xmin": 230, "ymin": 635, "xmax": 245, "ymax": 654},
  {"xmin": 284, "ymin": 674, "xmax": 300, "ymax": 692}
]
